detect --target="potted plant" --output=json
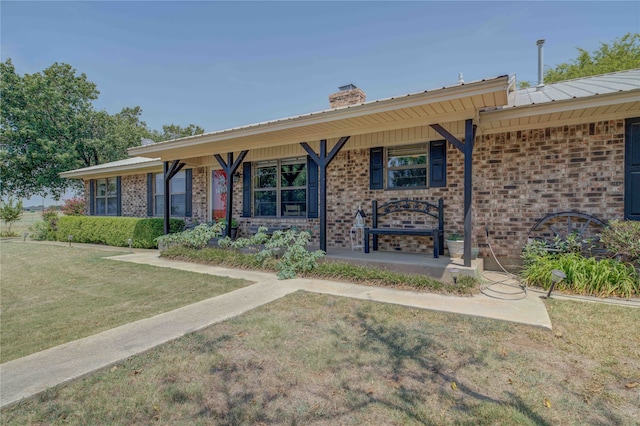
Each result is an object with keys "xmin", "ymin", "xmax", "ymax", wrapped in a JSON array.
[
  {"xmin": 218, "ymin": 218, "xmax": 239, "ymax": 240},
  {"xmin": 446, "ymin": 232, "xmax": 465, "ymax": 258}
]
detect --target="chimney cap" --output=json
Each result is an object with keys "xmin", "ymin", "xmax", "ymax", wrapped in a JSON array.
[
  {"xmin": 338, "ymin": 84, "xmax": 358, "ymax": 91},
  {"xmin": 536, "ymin": 39, "xmax": 545, "ymax": 46}
]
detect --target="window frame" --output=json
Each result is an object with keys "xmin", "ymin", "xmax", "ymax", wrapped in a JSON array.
[
  {"xmin": 253, "ymin": 157, "xmax": 307, "ymax": 218},
  {"xmin": 94, "ymin": 177, "xmax": 119, "ymax": 216},
  {"xmin": 385, "ymin": 143, "xmax": 429, "ymax": 190},
  {"xmin": 153, "ymin": 170, "xmax": 187, "ymax": 217}
]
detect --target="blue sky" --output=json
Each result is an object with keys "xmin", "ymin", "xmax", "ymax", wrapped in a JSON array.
[
  {"xmin": 3, "ymin": 1, "xmax": 638, "ymax": 134},
  {"xmin": 2, "ymin": 1, "xmax": 638, "ymax": 204}
]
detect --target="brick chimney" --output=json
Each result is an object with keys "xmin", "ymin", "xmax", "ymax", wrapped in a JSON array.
[{"xmin": 329, "ymin": 84, "xmax": 366, "ymax": 109}]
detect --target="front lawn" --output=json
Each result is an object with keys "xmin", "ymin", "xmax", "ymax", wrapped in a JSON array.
[
  {"xmin": 2, "ymin": 293, "xmax": 638, "ymax": 424},
  {"xmin": 0, "ymin": 242, "xmax": 250, "ymax": 362}
]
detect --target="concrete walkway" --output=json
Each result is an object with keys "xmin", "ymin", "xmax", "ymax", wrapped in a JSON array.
[{"xmin": 0, "ymin": 251, "xmax": 552, "ymax": 409}]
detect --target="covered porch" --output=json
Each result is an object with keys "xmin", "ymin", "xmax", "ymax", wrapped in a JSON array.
[
  {"xmin": 128, "ymin": 76, "xmax": 514, "ymax": 268},
  {"xmin": 322, "ymin": 247, "xmax": 483, "ymax": 283}
]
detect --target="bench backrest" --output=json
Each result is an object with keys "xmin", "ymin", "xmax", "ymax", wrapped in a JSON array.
[{"xmin": 372, "ymin": 199, "xmax": 444, "ymax": 231}]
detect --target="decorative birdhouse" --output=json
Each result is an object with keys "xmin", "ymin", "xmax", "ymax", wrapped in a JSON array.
[{"xmin": 354, "ymin": 205, "xmax": 366, "ymax": 228}]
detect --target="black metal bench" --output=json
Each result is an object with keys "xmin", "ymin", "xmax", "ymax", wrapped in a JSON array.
[{"xmin": 364, "ymin": 199, "xmax": 444, "ymax": 258}]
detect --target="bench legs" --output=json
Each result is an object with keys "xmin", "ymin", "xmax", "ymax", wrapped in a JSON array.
[{"xmin": 433, "ymin": 230, "xmax": 439, "ymax": 258}]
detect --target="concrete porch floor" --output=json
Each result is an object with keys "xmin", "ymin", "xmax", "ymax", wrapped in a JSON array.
[{"xmin": 322, "ymin": 247, "xmax": 482, "ymax": 282}]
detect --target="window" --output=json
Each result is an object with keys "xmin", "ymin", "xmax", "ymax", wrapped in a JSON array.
[
  {"xmin": 370, "ymin": 141, "xmax": 446, "ymax": 190},
  {"xmin": 147, "ymin": 169, "xmax": 191, "ymax": 217},
  {"xmin": 94, "ymin": 177, "xmax": 119, "ymax": 216},
  {"xmin": 387, "ymin": 143, "xmax": 428, "ymax": 188},
  {"xmin": 253, "ymin": 158, "xmax": 307, "ymax": 217}
]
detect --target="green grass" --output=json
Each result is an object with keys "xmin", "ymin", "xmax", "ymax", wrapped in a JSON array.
[
  {"xmin": 162, "ymin": 246, "xmax": 478, "ymax": 295},
  {"xmin": 0, "ymin": 241, "xmax": 250, "ymax": 362},
  {"xmin": 2, "ymin": 293, "xmax": 638, "ymax": 425}
]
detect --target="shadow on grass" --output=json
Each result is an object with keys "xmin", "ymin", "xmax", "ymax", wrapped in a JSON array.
[{"xmin": 178, "ymin": 307, "xmax": 552, "ymax": 425}]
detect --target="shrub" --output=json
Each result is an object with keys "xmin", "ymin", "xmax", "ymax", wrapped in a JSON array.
[
  {"xmin": 29, "ymin": 208, "xmax": 59, "ymax": 241},
  {"xmin": 600, "ymin": 220, "xmax": 640, "ymax": 267},
  {"xmin": 61, "ymin": 197, "xmax": 86, "ymax": 216},
  {"xmin": 55, "ymin": 216, "xmax": 184, "ymax": 248},
  {"xmin": 521, "ymin": 252, "xmax": 640, "ymax": 298},
  {"xmin": 156, "ymin": 222, "xmax": 225, "ymax": 250},
  {"xmin": 265, "ymin": 229, "xmax": 325, "ymax": 279},
  {"xmin": 0, "ymin": 197, "xmax": 23, "ymax": 234},
  {"xmin": 29, "ymin": 221, "xmax": 53, "ymax": 241},
  {"xmin": 133, "ymin": 218, "xmax": 185, "ymax": 248},
  {"xmin": 218, "ymin": 227, "xmax": 324, "ymax": 279}
]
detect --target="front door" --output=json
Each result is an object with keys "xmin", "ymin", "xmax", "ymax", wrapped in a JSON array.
[
  {"xmin": 212, "ymin": 170, "xmax": 227, "ymax": 221},
  {"xmin": 625, "ymin": 117, "xmax": 640, "ymax": 220}
]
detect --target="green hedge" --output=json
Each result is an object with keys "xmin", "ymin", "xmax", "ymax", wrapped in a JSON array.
[{"xmin": 56, "ymin": 217, "xmax": 185, "ymax": 249}]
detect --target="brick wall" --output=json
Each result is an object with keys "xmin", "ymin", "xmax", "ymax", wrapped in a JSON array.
[
  {"xmin": 192, "ymin": 167, "xmax": 208, "ymax": 223},
  {"xmin": 121, "ymin": 174, "xmax": 147, "ymax": 217},
  {"xmin": 324, "ymin": 148, "xmax": 460, "ymax": 252},
  {"xmin": 232, "ymin": 119, "xmax": 627, "ymax": 262},
  {"xmin": 81, "ymin": 118, "xmax": 628, "ymax": 264},
  {"xmin": 474, "ymin": 120, "xmax": 625, "ymax": 261}
]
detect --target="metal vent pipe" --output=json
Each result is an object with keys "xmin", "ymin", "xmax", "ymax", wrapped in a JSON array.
[{"xmin": 536, "ymin": 39, "xmax": 545, "ymax": 89}]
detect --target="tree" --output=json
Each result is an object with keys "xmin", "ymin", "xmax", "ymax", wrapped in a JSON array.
[
  {"xmin": 0, "ymin": 197, "xmax": 23, "ymax": 234},
  {"xmin": 519, "ymin": 33, "xmax": 640, "ymax": 88},
  {"xmin": 545, "ymin": 33, "xmax": 640, "ymax": 83},
  {"xmin": 74, "ymin": 106, "xmax": 151, "ymax": 167},
  {"xmin": 150, "ymin": 123, "xmax": 205, "ymax": 141},
  {"xmin": 0, "ymin": 60, "xmax": 152, "ymax": 199},
  {"xmin": 1, "ymin": 60, "xmax": 100, "ymax": 198},
  {"xmin": 1, "ymin": 59, "xmax": 206, "ymax": 199}
]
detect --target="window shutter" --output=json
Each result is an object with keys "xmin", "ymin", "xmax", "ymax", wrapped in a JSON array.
[
  {"xmin": 185, "ymin": 169, "xmax": 192, "ymax": 217},
  {"xmin": 116, "ymin": 176, "xmax": 122, "ymax": 216},
  {"xmin": 429, "ymin": 140, "xmax": 447, "ymax": 188},
  {"xmin": 147, "ymin": 173, "xmax": 153, "ymax": 217},
  {"xmin": 89, "ymin": 179, "xmax": 95, "ymax": 215},
  {"xmin": 242, "ymin": 162, "xmax": 252, "ymax": 217},
  {"xmin": 307, "ymin": 156, "xmax": 318, "ymax": 218},
  {"xmin": 369, "ymin": 147, "xmax": 384, "ymax": 190}
]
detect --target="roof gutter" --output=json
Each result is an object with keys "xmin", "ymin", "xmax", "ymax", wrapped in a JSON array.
[
  {"xmin": 480, "ymin": 89, "xmax": 640, "ymax": 123},
  {"xmin": 60, "ymin": 159, "xmax": 163, "ymax": 179}
]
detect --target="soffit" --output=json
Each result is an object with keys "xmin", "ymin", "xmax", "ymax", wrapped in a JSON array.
[
  {"xmin": 480, "ymin": 91, "xmax": 640, "ymax": 133},
  {"xmin": 128, "ymin": 76, "xmax": 510, "ymax": 161}
]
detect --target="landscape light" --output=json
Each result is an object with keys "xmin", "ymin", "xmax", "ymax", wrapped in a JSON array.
[
  {"xmin": 546, "ymin": 269, "xmax": 566, "ymax": 298},
  {"xmin": 23, "ymin": 232, "xmax": 28, "ymax": 243},
  {"xmin": 127, "ymin": 238, "xmax": 133, "ymax": 253},
  {"xmin": 68, "ymin": 235, "xmax": 73, "ymax": 247},
  {"xmin": 450, "ymin": 267, "xmax": 460, "ymax": 285}
]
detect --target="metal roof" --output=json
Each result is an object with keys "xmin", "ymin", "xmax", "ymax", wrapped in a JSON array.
[
  {"xmin": 512, "ymin": 68, "xmax": 640, "ymax": 107},
  {"xmin": 60, "ymin": 156, "xmax": 161, "ymax": 178},
  {"xmin": 128, "ymin": 75, "xmax": 510, "ymax": 160},
  {"xmin": 152, "ymin": 74, "xmax": 509, "ymax": 146}
]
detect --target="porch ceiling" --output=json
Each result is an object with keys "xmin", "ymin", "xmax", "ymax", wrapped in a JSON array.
[{"xmin": 129, "ymin": 76, "xmax": 510, "ymax": 162}]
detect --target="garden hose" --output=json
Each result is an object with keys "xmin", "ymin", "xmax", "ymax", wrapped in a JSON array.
[{"xmin": 480, "ymin": 226, "xmax": 528, "ymax": 300}]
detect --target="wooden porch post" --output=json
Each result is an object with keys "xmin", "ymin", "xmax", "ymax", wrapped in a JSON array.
[
  {"xmin": 430, "ymin": 119, "xmax": 476, "ymax": 267},
  {"xmin": 214, "ymin": 150, "xmax": 249, "ymax": 238},
  {"xmin": 300, "ymin": 136, "xmax": 350, "ymax": 252},
  {"xmin": 463, "ymin": 119, "xmax": 476, "ymax": 267}
]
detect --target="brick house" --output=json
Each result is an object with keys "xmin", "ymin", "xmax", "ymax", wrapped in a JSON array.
[{"xmin": 61, "ymin": 69, "xmax": 640, "ymax": 268}]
